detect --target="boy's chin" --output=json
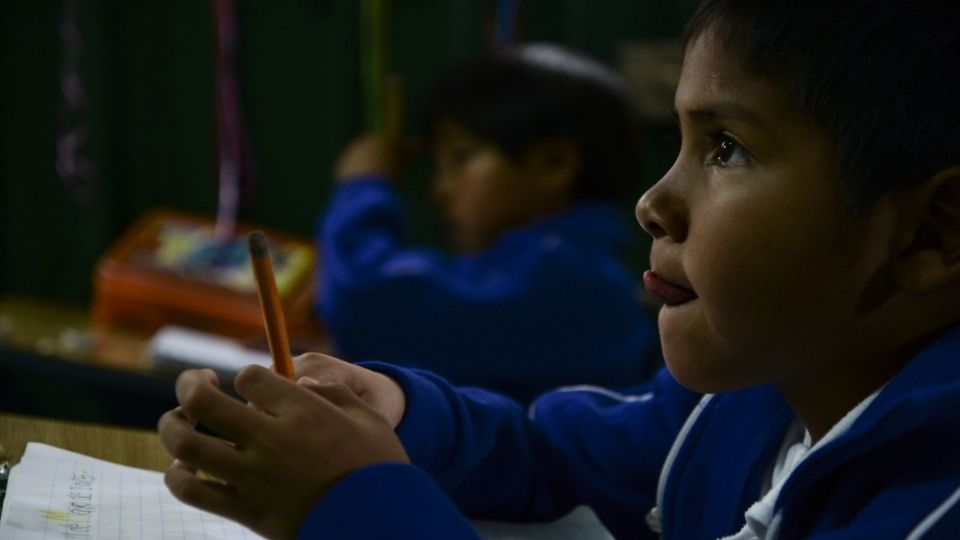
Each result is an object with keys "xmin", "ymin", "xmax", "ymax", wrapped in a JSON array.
[
  {"xmin": 663, "ymin": 353, "xmax": 756, "ymax": 395},
  {"xmin": 452, "ymin": 241, "xmax": 485, "ymax": 254},
  {"xmin": 449, "ymin": 232, "xmax": 494, "ymax": 254}
]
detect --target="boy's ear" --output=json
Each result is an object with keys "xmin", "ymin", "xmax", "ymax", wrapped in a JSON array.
[
  {"xmin": 523, "ymin": 138, "xmax": 582, "ymax": 196},
  {"xmin": 892, "ymin": 166, "xmax": 960, "ymax": 294}
]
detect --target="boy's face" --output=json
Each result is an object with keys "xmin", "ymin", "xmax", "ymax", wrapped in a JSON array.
[
  {"xmin": 431, "ymin": 120, "xmax": 560, "ymax": 252},
  {"xmin": 637, "ymin": 32, "xmax": 895, "ymax": 394}
]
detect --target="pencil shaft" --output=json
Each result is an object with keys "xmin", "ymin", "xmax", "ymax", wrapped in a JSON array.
[{"xmin": 248, "ymin": 233, "xmax": 295, "ymax": 379}]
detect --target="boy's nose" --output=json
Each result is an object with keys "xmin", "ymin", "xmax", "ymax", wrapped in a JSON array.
[{"xmin": 636, "ymin": 177, "xmax": 687, "ymax": 242}]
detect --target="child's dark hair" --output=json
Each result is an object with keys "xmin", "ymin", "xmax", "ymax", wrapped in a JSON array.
[
  {"xmin": 682, "ymin": 0, "xmax": 960, "ymax": 215},
  {"xmin": 421, "ymin": 44, "xmax": 643, "ymax": 202}
]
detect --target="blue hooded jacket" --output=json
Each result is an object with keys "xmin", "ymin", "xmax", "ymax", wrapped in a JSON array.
[
  {"xmin": 316, "ymin": 177, "xmax": 658, "ymax": 402},
  {"xmin": 298, "ymin": 326, "xmax": 960, "ymax": 539}
]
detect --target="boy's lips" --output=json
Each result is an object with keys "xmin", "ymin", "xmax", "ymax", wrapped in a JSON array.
[{"xmin": 643, "ymin": 270, "xmax": 698, "ymax": 306}]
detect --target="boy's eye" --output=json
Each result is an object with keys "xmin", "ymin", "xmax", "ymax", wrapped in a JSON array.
[{"xmin": 706, "ymin": 134, "xmax": 750, "ymax": 168}]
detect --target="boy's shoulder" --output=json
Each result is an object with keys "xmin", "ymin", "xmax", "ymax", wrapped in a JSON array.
[{"xmin": 658, "ymin": 327, "xmax": 960, "ymax": 538}]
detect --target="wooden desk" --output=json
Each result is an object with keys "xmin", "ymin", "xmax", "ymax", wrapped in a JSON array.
[
  {"xmin": 0, "ymin": 411, "xmax": 171, "ymax": 471},
  {"xmin": 0, "ymin": 294, "xmax": 331, "ymax": 375},
  {"xmin": 0, "ymin": 294, "xmax": 150, "ymax": 372}
]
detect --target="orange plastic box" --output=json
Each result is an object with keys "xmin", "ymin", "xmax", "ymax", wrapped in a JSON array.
[{"xmin": 92, "ymin": 209, "xmax": 319, "ymax": 341}]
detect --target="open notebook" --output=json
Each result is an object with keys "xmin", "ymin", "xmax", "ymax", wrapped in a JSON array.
[
  {"xmin": 0, "ymin": 443, "xmax": 263, "ymax": 540},
  {"xmin": 0, "ymin": 443, "xmax": 613, "ymax": 539}
]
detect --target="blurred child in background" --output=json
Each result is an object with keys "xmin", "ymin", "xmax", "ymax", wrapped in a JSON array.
[{"xmin": 315, "ymin": 44, "xmax": 658, "ymax": 402}]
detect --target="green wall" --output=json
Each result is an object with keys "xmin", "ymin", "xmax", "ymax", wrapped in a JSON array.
[{"xmin": 0, "ymin": 0, "xmax": 696, "ymax": 304}]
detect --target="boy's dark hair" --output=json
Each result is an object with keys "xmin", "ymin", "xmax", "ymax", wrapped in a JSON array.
[
  {"xmin": 682, "ymin": 0, "xmax": 960, "ymax": 215},
  {"xmin": 421, "ymin": 44, "xmax": 643, "ymax": 203}
]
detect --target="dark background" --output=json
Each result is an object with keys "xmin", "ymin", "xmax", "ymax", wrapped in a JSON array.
[{"xmin": 0, "ymin": 0, "xmax": 697, "ymax": 307}]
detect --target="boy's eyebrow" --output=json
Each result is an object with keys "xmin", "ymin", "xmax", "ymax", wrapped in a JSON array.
[{"xmin": 673, "ymin": 102, "xmax": 770, "ymax": 130}]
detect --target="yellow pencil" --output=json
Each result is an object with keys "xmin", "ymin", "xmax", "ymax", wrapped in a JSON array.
[{"xmin": 247, "ymin": 231, "xmax": 295, "ymax": 379}]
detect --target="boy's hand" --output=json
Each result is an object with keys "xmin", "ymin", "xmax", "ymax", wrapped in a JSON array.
[
  {"xmin": 158, "ymin": 366, "xmax": 409, "ymax": 540},
  {"xmin": 334, "ymin": 134, "xmax": 419, "ymax": 183},
  {"xmin": 294, "ymin": 352, "xmax": 406, "ymax": 428}
]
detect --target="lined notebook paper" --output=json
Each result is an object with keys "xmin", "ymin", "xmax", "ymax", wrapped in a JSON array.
[
  {"xmin": 0, "ymin": 443, "xmax": 613, "ymax": 539},
  {"xmin": 0, "ymin": 443, "xmax": 263, "ymax": 540},
  {"xmin": 472, "ymin": 506, "xmax": 614, "ymax": 540}
]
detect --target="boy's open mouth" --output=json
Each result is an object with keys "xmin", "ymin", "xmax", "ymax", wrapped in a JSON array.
[{"xmin": 643, "ymin": 270, "xmax": 698, "ymax": 307}]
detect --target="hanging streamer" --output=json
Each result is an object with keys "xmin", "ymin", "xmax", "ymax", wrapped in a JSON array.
[
  {"xmin": 56, "ymin": 0, "xmax": 99, "ymax": 205},
  {"xmin": 212, "ymin": 0, "xmax": 255, "ymax": 240},
  {"xmin": 360, "ymin": 0, "xmax": 390, "ymax": 133},
  {"xmin": 492, "ymin": 0, "xmax": 521, "ymax": 49}
]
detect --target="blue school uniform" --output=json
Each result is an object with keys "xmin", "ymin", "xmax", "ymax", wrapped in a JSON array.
[
  {"xmin": 298, "ymin": 325, "xmax": 960, "ymax": 539},
  {"xmin": 316, "ymin": 176, "xmax": 658, "ymax": 402}
]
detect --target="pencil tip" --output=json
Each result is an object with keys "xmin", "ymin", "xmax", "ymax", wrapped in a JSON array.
[{"xmin": 247, "ymin": 231, "xmax": 269, "ymax": 257}]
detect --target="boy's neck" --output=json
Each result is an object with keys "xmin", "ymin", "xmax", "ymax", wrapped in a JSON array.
[
  {"xmin": 777, "ymin": 332, "xmax": 935, "ymax": 442},
  {"xmin": 779, "ymin": 377, "xmax": 886, "ymax": 444}
]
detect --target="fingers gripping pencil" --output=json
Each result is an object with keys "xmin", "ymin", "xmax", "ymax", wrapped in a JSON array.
[{"xmin": 247, "ymin": 231, "xmax": 295, "ymax": 379}]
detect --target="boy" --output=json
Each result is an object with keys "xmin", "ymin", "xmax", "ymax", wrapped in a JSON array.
[
  {"xmin": 158, "ymin": 1, "xmax": 960, "ymax": 538},
  {"xmin": 316, "ymin": 45, "xmax": 658, "ymax": 402}
]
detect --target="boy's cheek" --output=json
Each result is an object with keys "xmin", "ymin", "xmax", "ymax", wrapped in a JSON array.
[
  {"xmin": 682, "ymin": 242, "xmax": 801, "ymax": 351},
  {"xmin": 658, "ymin": 304, "xmax": 761, "ymax": 393}
]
